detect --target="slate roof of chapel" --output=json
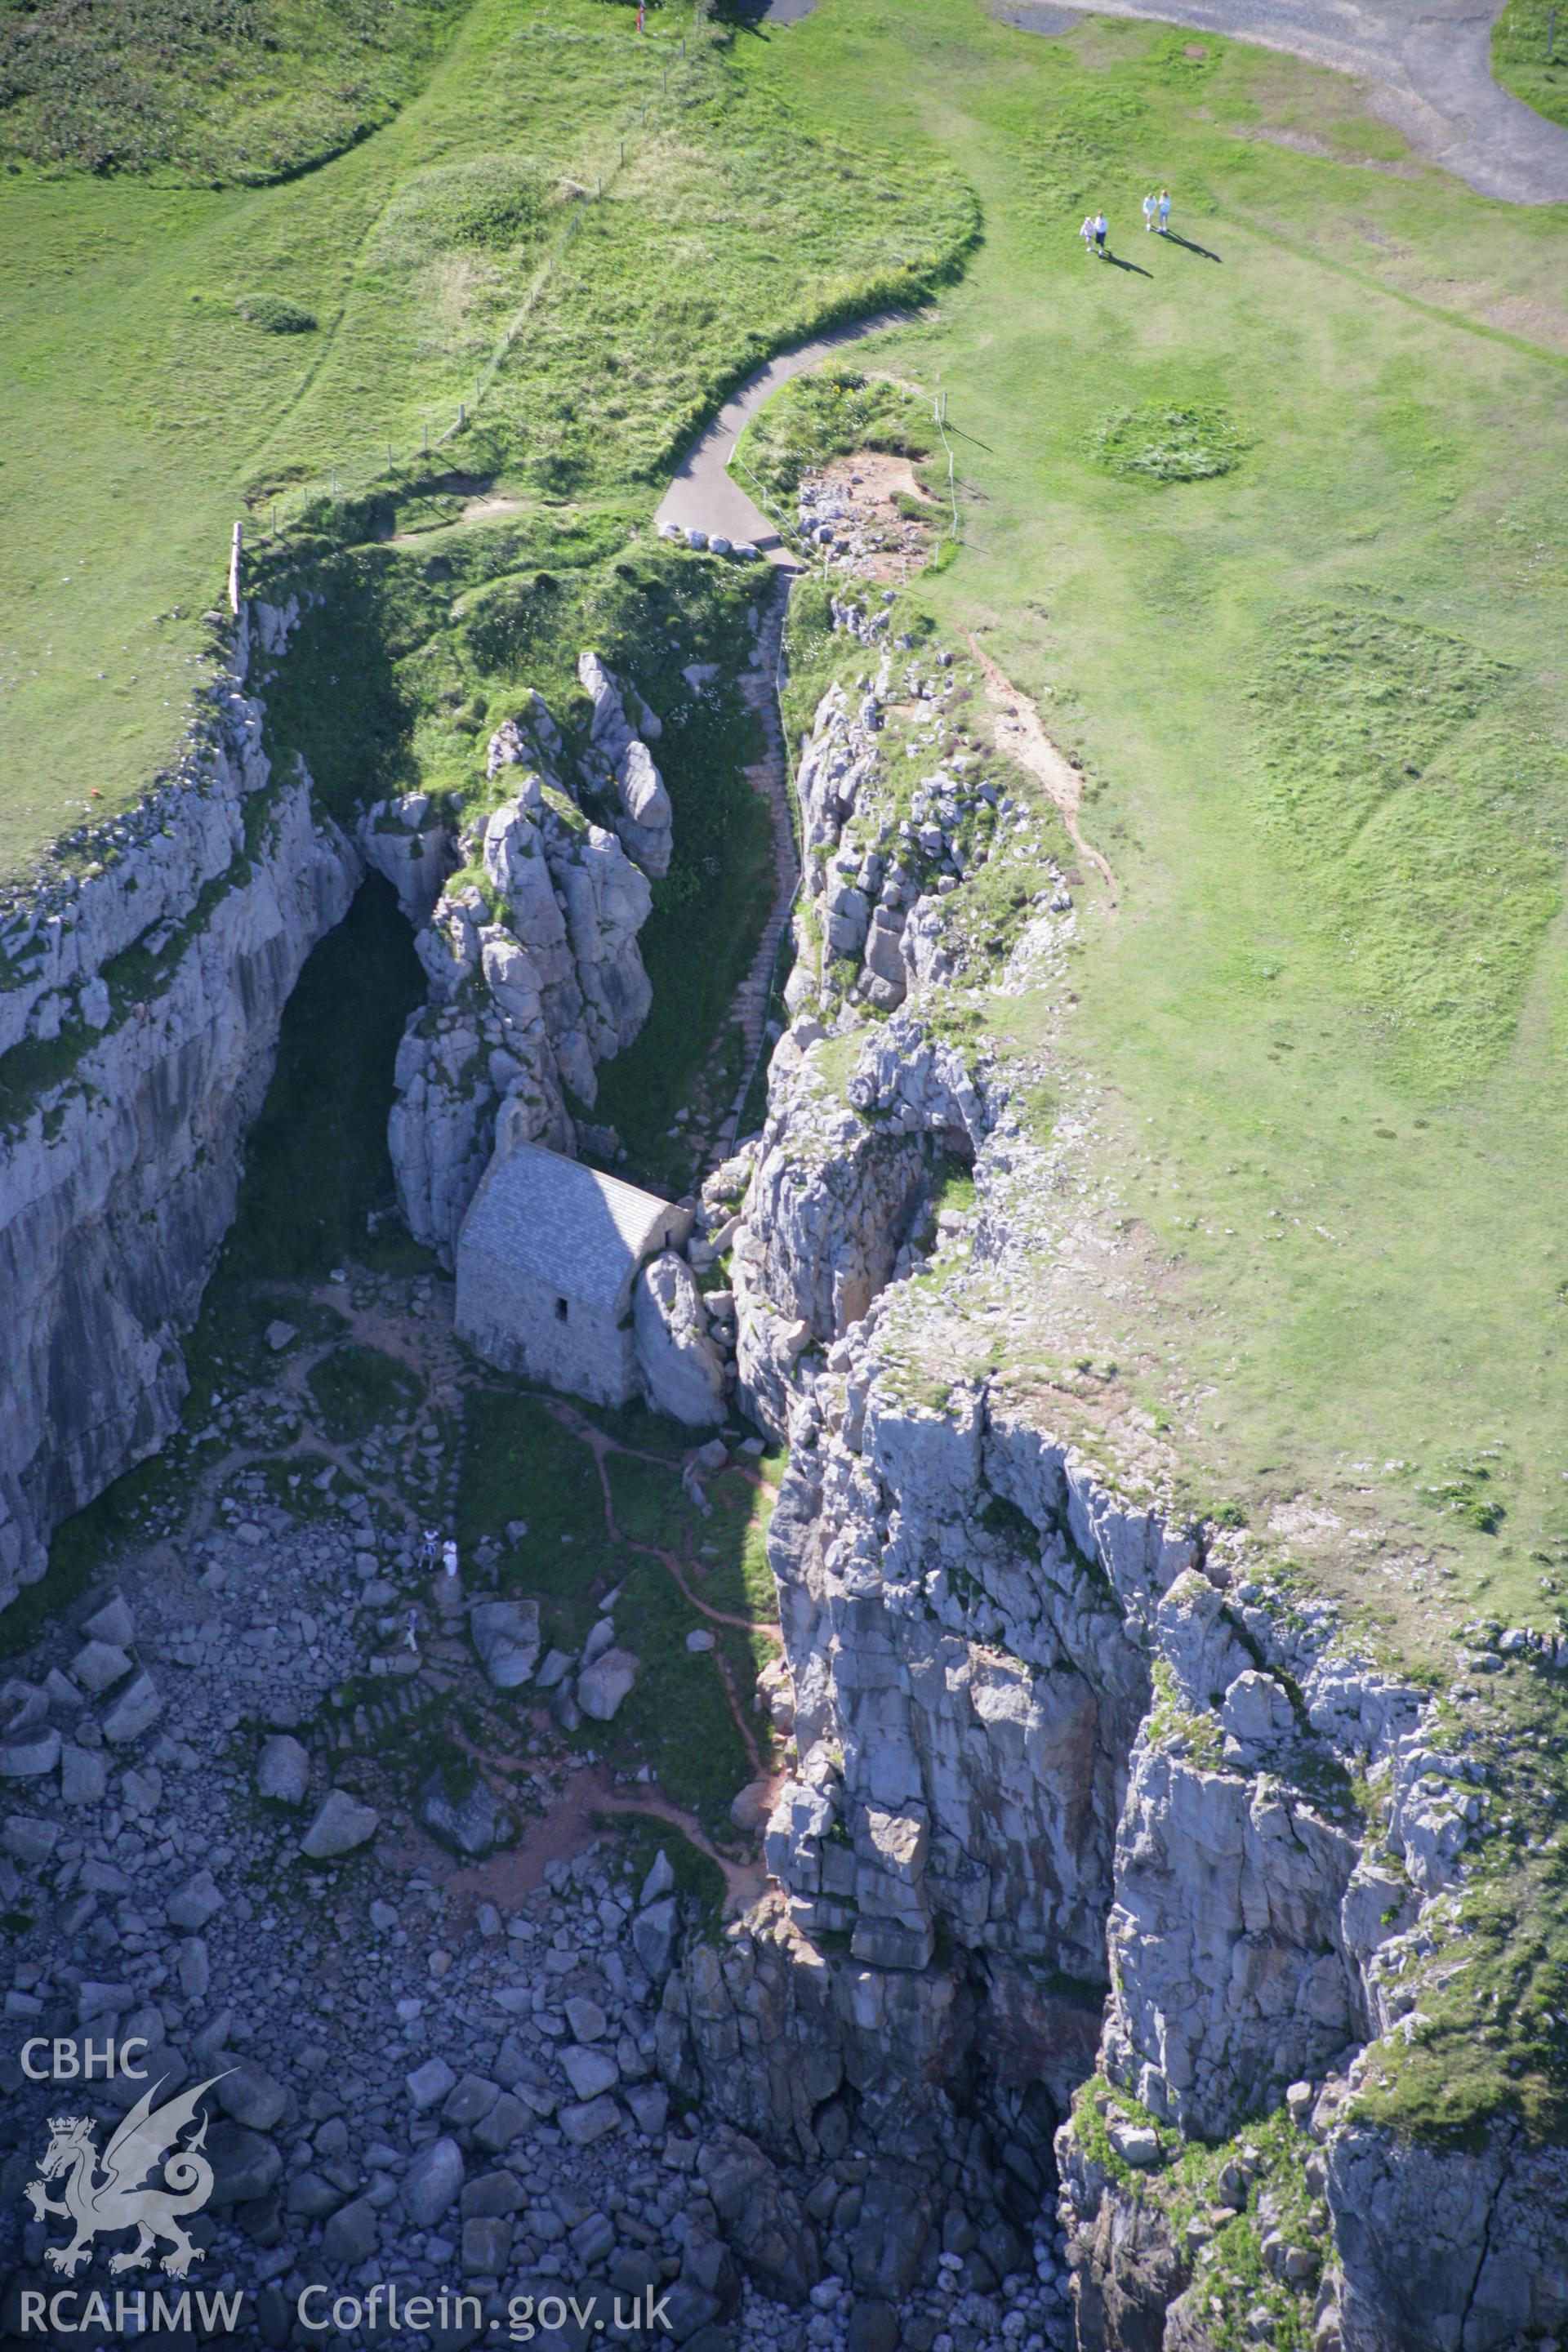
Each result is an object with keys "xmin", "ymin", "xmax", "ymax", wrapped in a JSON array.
[{"xmin": 460, "ymin": 1141, "xmax": 677, "ymax": 1310}]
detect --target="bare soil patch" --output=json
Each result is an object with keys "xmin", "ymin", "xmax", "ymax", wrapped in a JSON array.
[{"xmin": 810, "ymin": 448, "xmax": 939, "ymax": 582}]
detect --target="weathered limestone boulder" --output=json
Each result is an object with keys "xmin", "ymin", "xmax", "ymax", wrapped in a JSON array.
[
  {"xmin": 635, "ymin": 1252, "xmax": 726, "ymax": 1426},
  {"xmin": 301, "ymin": 1788, "xmax": 379, "ymax": 1860},
  {"xmin": 577, "ymin": 1646, "xmax": 639, "ymax": 1722},
  {"xmin": 469, "ymin": 1597, "xmax": 541, "ymax": 1690},
  {"xmin": 416, "ymin": 1766, "xmax": 518, "ymax": 1857},
  {"xmin": 256, "ymin": 1734, "xmax": 310, "ymax": 1805},
  {"xmin": 358, "ymin": 791, "xmax": 452, "ymax": 919}
]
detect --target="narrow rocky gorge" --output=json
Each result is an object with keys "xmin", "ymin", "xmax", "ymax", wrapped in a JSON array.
[{"xmin": 0, "ymin": 540, "xmax": 1562, "ymax": 2352}]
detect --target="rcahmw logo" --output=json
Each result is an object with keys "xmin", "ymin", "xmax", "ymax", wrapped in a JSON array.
[{"xmin": 16, "ymin": 2032, "xmax": 244, "ymax": 2332}]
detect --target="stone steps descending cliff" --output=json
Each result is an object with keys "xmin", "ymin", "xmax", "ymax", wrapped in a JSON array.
[{"xmin": 715, "ymin": 569, "xmax": 800, "ymax": 1156}]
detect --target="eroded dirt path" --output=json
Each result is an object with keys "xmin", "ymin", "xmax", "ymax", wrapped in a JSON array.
[
  {"xmin": 564, "ymin": 1410, "xmax": 771, "ymax": 1777},
  {"xmin": 969, "ymin": 634, "xmax": 1120, "ymax": 906},
  {"xmin": 434, "ymin": 1762, "xmax": 769, "ymax": 1922}
]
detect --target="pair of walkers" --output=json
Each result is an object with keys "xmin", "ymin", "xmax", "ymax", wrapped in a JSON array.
[{"xmin": 1080, "ymin": 189, "xmax": 1172, "ymax": 259}]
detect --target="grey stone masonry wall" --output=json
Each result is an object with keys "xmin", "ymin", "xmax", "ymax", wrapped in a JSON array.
[{"xmin": 454, "ymin": 1140, "xmax": 689, "ymax": 1405}]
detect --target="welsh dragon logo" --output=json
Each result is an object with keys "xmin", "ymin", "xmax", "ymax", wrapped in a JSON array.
[{"xmin": 24, "ymin": 2073, "xmax": 225, "ymax": 2278}]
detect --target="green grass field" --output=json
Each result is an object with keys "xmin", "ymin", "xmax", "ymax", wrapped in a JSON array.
[{"xmin": 727, "ymin": 0, "xmax": 1568, "ymax": 1645}]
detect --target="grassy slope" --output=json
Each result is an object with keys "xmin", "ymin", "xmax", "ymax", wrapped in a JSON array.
[
  {"xmin": 0, "ymin": 0, "xmax": 971, "ymax": 877},
  {"xmin": 1492, "ymin": 0, "xmax": 1568, "ymax": 131},
  {"xmin": 740, "ymin": 1, "xmax": 1568, "ymax": 1642},
  {"xmin": 0, "ymin": 0, "xmax": 465, "ymax": 180}
]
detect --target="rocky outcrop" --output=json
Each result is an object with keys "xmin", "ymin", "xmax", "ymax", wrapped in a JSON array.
[
  {"xmin": 0, "ymin": 604, "xmax": 359, "ymax": 1606},
  {"xmin": 388, "ymin": 682, "xmax": 662, "ymax": 1263},
  {"xmin": 356, "ymin": 790, "xmax": 453, "ymax": 920},
  {"xmin": 633, "ymin": 1250, "xmax": 727, "ymax": 1427},
  {"xmin": 577, "ymin": 650, "xmax": 673, "ymax": 880},
  {"xmin": 666, "ymin": 618, "xmax": 1563, "ymax": 2352}
]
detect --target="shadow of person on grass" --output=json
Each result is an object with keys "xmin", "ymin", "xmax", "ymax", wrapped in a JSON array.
[
  {"xmin": 1103, "ymin": 252, "xmax": 1153, "ymax": 278},
  {"xmin": 1164, "ymin": 231, "xmax": 1223, "ymax": 263}
]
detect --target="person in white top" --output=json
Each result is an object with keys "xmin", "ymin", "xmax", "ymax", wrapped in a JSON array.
[
  {"xmin": 1080, "ymin": 215, "xmax": 1096, "ymax": 257},
  {"xmin": 1143, "ymin": 191, "xmax": 1157, "ymax": 233}
]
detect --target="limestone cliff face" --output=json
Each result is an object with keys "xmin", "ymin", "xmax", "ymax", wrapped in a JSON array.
[
  {"xmin": 0, "ymin": 603, "xmax": 360, "ymax": 1606},
  {"xmin": 387, "ymin": 670, "xmax": 664, "ymax": 1263},
  {"xmin": 657, "ymin": 628, "xmax": 1568, "ymax": 2352}
]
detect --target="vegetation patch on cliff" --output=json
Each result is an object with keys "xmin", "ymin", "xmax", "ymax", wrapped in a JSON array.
[{"xmin": 457, "ymin": 1387, "xmax": 780, "ymax": 1841}]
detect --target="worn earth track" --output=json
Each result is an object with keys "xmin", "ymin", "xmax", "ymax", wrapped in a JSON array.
[{"xmin": 968, "ymin": 634, "xmax": 1120, "ymax": 904}]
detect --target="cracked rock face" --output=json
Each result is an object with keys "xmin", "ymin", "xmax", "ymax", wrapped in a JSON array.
[
  {"xmin": 667, "ymin": 623, "xmax": 1566, "ymax": 2352},
  {"xmin": 633, "ymin": 1250, "xmax": 727, "ymax": 1428},
  {"xmin": 0, "ymin": 604, "xmax": 359, "ymax": 1604},
  {"xmin": 388, "ymin": 675, "xmax": 664, "ymax": 1264},
  {"xmin": 577, "ymin": 649, "xmax": 673, "ymax": 880}
]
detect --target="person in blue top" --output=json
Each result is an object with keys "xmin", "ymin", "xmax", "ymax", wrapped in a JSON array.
[
  {"xmin": 1094, "ymin": 210, "xmax": 1108, "ymax": 256},
  {"xmin": 1143, "ymin": 191, "xmax": 1157, "ymax": 234},
  {"xmin": 1158, "ymin": 188, "xmax": 1171, "ymax": 234}
]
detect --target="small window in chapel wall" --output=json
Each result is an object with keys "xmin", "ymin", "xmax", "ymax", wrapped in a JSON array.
[{"xmin": 555, "ymin": 1298, "xmax": 569, "ymax": 1323}]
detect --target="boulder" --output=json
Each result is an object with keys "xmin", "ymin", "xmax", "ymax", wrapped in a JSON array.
[
  {"xmin": 416, "ymin": 1766, "xmax": 518, "ymax": 1857},
  {"xmin": 207, "ymin": 2123, "xmax": 283, "ymax": 2207},
  {"xmin": 408, "ymin": 2058, "xmax": 457, "ymax": 2112},
  {"xmin": 633, "ymin": 1895, "xmax": 680, "ymax": 1980},
  {"xmin": 167, "ymin": 1869, "xmax": 224, "ymax": 1931},
  {"xmin": 469, "ymin": 1598, "xmax": 541, "ymax": 1690},
  {"xmin": 2, "ymin": 1814, "xmax": 58, "ymax": 1865},
  {"xmin": 560, "ymin": 2045, "xmax": 620, "ymax": 2102},
  {"xmin": 323, "ymin": 2197, "xmax": 380, "ymax": 2265},
  {"xmin": 634, "ymin": 1253, "xmax": 726, "ymax": 1428},
  {"xmin": 217, "ymin": 2062, "xmax": 289, "ymax": 2133},
  {"xmin": 462, "ymin": 2215, "xmax": 513, "ymax": 2276},
  {"xmin": 558, "ymin": 2095, "xmax": 622, "ymax": 2149},
  {"xmin": 82, "ymin": 1596, "xmax": 136, "ymax": 1646},
  {"xmin": 0, "ymin": 1726, "xmax": 60, "ymax": 1779},
  {"xmin": 60, "ymin": 1746, "xmax": 107, "ymax": 1805},
  {"xmin": 100, "ymin": 1673, "xmax": 162, "ymax": 1745},
  {"xmin": 301, "ymin": 1788, "xmax": 379, "ymax": 1860},
  {"xmin": 577, "ymin": 1647, "xmax": 639, "ymax": 1723},
  {"xmin": 256, "ymin": 1735, "xmax": 310, "ymax": 1806},
  {"xmin": 69, "ymin": 1640, "xmax": 132, "ymax": 1694},
  {"xmin": 403, "ymin": 2136, "xmax": 465, "ymax": 2228}
]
